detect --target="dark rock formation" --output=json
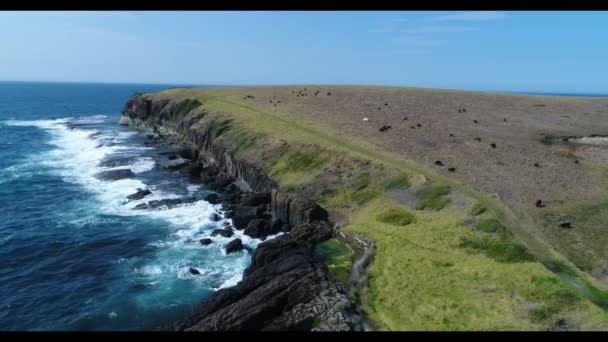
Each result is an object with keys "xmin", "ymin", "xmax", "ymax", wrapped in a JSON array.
[
  {"xmin": 120, "ymin": 94, "xmax": 359, "ymax": 331},
  {"xmin": 97, "ymin": 157, "xmax": 137, "ymax": 168},
  {"xmin": 204, "ymin": 193, "xmax": 220, "ymax": 204},
  {"xmin": 210, "ymin": 213, "xmax": 222, "ymax": 222},
  {"xmin": 244, "ymin": 218, "xmax": 277, "ymax": 240},
  {"xmin": 132, "ymin": 197, "xmax": 197, "ymax": 210},
  {"xmin": 166, "ymin": 221, "xmax": 355, "ymax": 331},
  {"xmin": 211, "ymin": 228, "xmax": 234, "ymax": 238},
  {"xmin": 224, "ymin": 238, "xmax": 243, "ymax": 254},
  {"xmin": 200, "ymin": 238, "xmax": 213, "ymax": 246},
  {"xmin": 127, "ymin": 188, "xmax": 152, "ymax": 201},
  {"xmin": 232, "ymin": 205, "xmax": 268, "ymax": 230},
  {"xmin": 94, "ymin": 168, "xmax": 134, "ymax": 181}
]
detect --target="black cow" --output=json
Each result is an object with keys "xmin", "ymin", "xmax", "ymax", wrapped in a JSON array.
[
  {"xmin": 474, "ymin": 137, "xmax": 482, "ymax": 142},
  {"xmin": 491, "ymin": 143, "xmax": 497, "ymax": 148},
  {"xmin": 535, "ymin": 200, "xmax": 546, "ymax": 208},
  {"xmin": 473, "ymin": 120, "xmax": 478, "ymax": 124},
  {"xmin": 448, "ymin": 167, "xmax": 456, "ymax": 172},
  {"xmin": 435, "ymin": 160, "xmax": 445, "ymax": 166},
  {"xmin": 534, "ymin": 163, "xmax": 540, "ymax": 168},
  {"xmin": 379, "ymin": 125, "xmax": 392, "ymax": 132},
  {"xmin": 417, "ymin": 123, "xmax": 422, "ymax": 128}
]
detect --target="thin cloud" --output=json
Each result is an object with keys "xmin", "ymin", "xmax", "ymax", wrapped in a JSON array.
[
  {"xmin": 429, "ymin": 11, "xmax": 506, "ymax": 22},
  {"xmin": 402, "ymin": 26, "xmax": 477, "ymax": 34}
]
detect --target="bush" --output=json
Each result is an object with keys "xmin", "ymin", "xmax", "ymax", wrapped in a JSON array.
[{"xmin": 377, "ymin": 208, "xmax": 417, "ymax": 226}]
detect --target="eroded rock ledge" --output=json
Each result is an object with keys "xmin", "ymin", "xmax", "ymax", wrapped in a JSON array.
[{"xmin": 120, "ymin": 94, "xmax": 362, "ymax": 331}]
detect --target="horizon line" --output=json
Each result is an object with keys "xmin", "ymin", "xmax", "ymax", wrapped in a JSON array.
[{"xmin": 1, "ymin": 79, "xmax": 607, "ymax": 97}]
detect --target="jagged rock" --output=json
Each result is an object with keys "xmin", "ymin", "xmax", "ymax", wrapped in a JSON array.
[
  {"xmin": 225, "ymin": 239, "xmax": 243, "ymax": 254},
  {"xmin": 94, "ymin": 169, "xmax": 134, "ymax": 181},
  {"xmin": 271, "ymin": 191, "xmax": 329, "ymax": 228},
  {"xmin": 241, "ymin": 192, "xmax": 272, "ymax": 206},
  {"xmin": 127, "ymin": 188, "xmax": 152, "ymax": 201},
  {"xmin": 199, "ymin": 238, "xmax": 213, "ymax": 246},
  {"xmin": 204, "ymin": 193, "xmax": 220, "ymax": 204},
  {"xmin": 211, "ymin": 228, "xmax": 234, "ymax": 238},
  {"xmin": 132, "ymin": 197, "xmax": 197, "ymax": 210},
  {"xmin": 244, "ymin": 218, "xmax": 275, "ymax": 239},
  {"xmin": 97, "ymin": 157, "xmax": 137, "ymax": 168},
  {"xmin": 157, "ymin": 157, "xmax": 190, "ymax": 170},
  {"xmin": 210, "ymin": 213, "xmax": 222, "ymax": 222},
  {"xmin": 232, "ymin": 205, "xmax": 268, "ymax": 230},
  {"xmin": 189, "ymin": 267, "xmax": 201, "ymax": 275}
]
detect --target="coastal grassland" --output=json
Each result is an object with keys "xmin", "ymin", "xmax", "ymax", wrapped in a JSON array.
[
  {"xmin": 541, "ymin": 197, "xmax": 608, "ymax": 278},
  {"xmin": 344, "ymin": 197, "xmax": 608, "ymax": 330},
  {"xmin": 141, "ymin": 87, "xmax": 608, "ymax": 329}
]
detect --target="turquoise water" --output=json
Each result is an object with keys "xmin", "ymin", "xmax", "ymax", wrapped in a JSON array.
[{"xmin": 0, "ymin": 82, "xmax": 264, "ymax": 331}]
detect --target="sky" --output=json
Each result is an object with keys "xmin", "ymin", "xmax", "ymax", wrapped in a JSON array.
[{"xmin": 0, "ymin": 11, "xmax": 607, "ymax": 93}]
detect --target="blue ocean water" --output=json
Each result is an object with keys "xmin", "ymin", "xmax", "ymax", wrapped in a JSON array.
[{"xmin": 0, "ymin": 82, "xmax": 267, "ymax": 331}]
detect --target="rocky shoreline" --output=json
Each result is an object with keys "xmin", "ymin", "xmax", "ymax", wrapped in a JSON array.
[{"xmin": 120, "ymin": 94, "xmax": 363, "ymax": 331}]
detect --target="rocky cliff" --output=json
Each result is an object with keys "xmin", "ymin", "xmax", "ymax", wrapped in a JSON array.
[{"xmin": 120, "ymin": 94, "xmax": 362, "ymax": 331}]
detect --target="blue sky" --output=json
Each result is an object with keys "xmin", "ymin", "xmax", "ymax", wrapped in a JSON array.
[{"xmin": 0, "ymin": 11, "xmax": 607, "ymax": 93}]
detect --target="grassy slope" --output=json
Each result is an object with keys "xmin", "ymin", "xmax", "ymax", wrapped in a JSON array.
[{"xmin": 144, "ymin": 87, "xmax": 608, "ymax": 330}]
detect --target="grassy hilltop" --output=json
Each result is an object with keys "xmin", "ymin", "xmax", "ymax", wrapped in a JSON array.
[{"xmin": 140, "ymin": 85, "xmax": 608, "ymax": 330}]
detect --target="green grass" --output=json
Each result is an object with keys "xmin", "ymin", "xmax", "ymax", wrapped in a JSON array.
[
  {"xmin": 315, "ymin": 239, "xmax": 355, "ymax": 284},
  {"xmin": 416, "ymin": 185, "xmax": 451, "ymax": 211},
  {"xmin": 344, "ymin": 197, "xmax": 608, "ymax": 330},
  {"xmin": 459, "ymin": 235, "xmax": 536, "ymax": 263},
  {"xmin": 477, "ymin": 218, "xmax": 506, "ymax": 233},
  {"xmin": 470, "ymin": 202, "xmax": 487, "ymax": 216},
  {"xmin": 142, "ymin": 87, "xmax": 608, "ymax": 330},
  {"xmin": 174, "ymin": 98, "xmax": 202, "ymax": 116},
  {"xmin": 384, "ymin": 173, "xmax": 411, "ymax": 190},
  {"xmin": 270, "ymin": 148, "xmax": 329, "ymax": 175},
  {"xmin": 377, "ymin": 208, "xmax": 416, "ymax": 226}
]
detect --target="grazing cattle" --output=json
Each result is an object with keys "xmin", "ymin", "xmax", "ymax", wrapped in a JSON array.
[
  {"xmin": 435, "ymin": 160, "xmax": 445, "ymax": 166},
  {"xmin": 474, "ymin": 137, "xmax": 481, "ymax": 142},
  {"xmin": 458, "ymin": 109, "xmax": 462, "ymax": 113},
  {"xmin": 417, "ymin": 123, "xmax": 422, "ymax": 128},
  {"xmin": 575, "ymin": 160, "xmax": 580, "ymax": 164},
  {"xmin": 535, "ymin": 200, "xmax": 546, "ymax": 208},
  {"xmin": 463, "ymin": 109, "xmax": 467, "ymax": 112},
  {"xmin": 473, "ymin": 120, "xmax": 478, "ymax": 124},
  {"xmin": 449, "ymin": 133, "xmax": 454, "ymax": 137},
  {"xmin": 559, "ymin": 221, "xmax": 572, "ymax": 229},
  {"xmin": 327, "ymin": 92, "xmax": 332, "ymax": 96},
  {"xmin": 562, "ymin": 138, "xmax": 569, "ymax": 142},
  {"xmin": 411, "ymin": 126, "xmax": 416, "ymax": 129},
  {"xmin": 277, "ymin": 101, "xmax": 281, "ymax": 103},
  {"xmin": 379, "ymin": 125, "xmax": 392, "ymax": 132},
  {"xmin": 491, "ymin": 143, "xmax": 497, "ymax": 148},
  {"xmin": 403, "ymin": 117, "xmax": 408, "ymax": 121},
  {"xmin": 384, "ymin": 103, "xmax": 388, "ymax": 106},
  {"xmin": 377, "ymin": 107, "xmax": 381, "ymax": 110},
  {"xmin": 534, "ymin": 163, "xmax": 540, "ymax": 167},
  {"xmin": 448, "ymin": 167, "xmax": 456, "ymax": 172},
  {"xmin": 270, "ymin": 100, "xmax": 273, "ymax": 103}
]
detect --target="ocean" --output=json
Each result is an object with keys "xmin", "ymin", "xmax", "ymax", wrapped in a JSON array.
[{"xmin": 0, "ymin": 81, "xmax": 265, "ymax": 331}]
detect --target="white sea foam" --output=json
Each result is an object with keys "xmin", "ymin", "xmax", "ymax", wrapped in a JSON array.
[{"xmin": 6, "ymin": 116, "xmax": 271, "ymax": 295}]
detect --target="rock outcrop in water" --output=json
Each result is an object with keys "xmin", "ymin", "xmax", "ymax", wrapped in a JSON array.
[{"xmin": 120, "ymin": 94, "xmax": 360, "ymax": 331}]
